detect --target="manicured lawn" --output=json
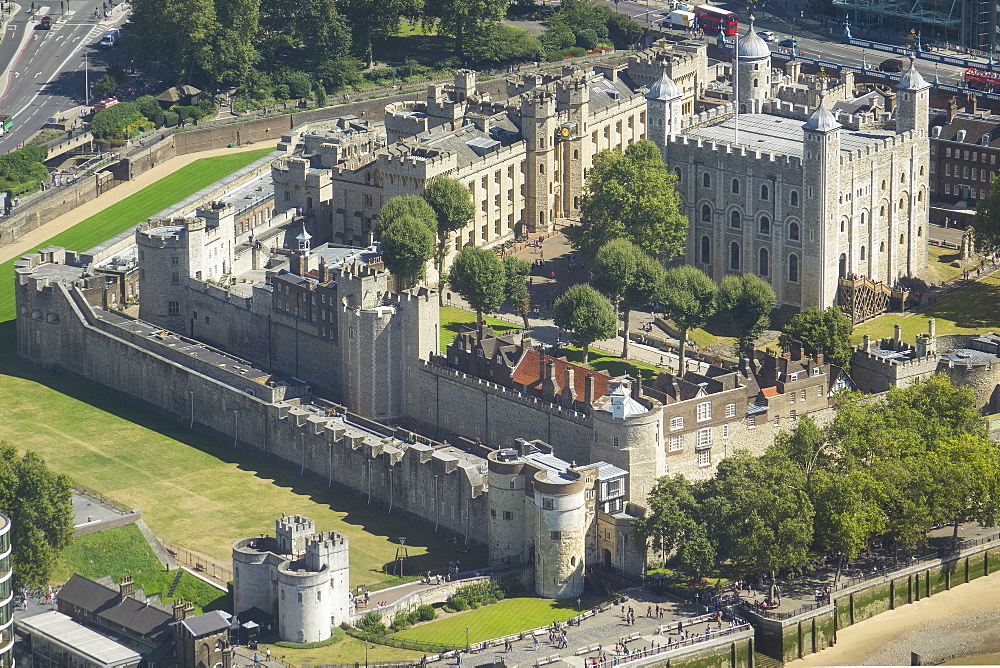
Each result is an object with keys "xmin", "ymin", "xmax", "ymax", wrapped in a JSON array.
[
  {"xmin": 394, "ymin": 598, "xmax": 579, "ymax": 645},
  {"xmin": 0, "ymin": 148, "xmax": 273, "ymax": 320},
  {"xmin": 265, "ymin": 637, "xmax": 423, "ymax": 666},
  {"xmin": 558, "ymin": 346, "xmax": 662, "ymax": 386},
  {"xmin": 53, "ymin": 524, "xmax": 228, "ymax": 613},
  {"xmin": 926, "ymin": 245, "xmax": 965, "ymax": 285},
  {"xmin": 853, "ymin": 273, "xmax": 1000, "ymax": 344},
  {"xmin": 440, "ymin": 306, "xmax": 520, "ymax": 351}
]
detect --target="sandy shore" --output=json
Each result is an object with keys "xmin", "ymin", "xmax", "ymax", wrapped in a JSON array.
[
  {"xmin": 0, "ymin": 139, "xmax": 279, "ymax": 265},
  {"xmin": 789, "ymin": 569, "xmax": 1000, "ymax": 666}
]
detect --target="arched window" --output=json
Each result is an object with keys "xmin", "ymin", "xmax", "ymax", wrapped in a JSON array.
[
  {"xmin": 573, "ymin": 149, "xmax": 579, "ymax": 159},
  {"xmin": 918, "ymin": 190, "xmax": 923, "ymax": 202},
  {"xmin": 881, "ymin": 179, "xmax": 887, "ymax": 191},
  {"xmin": 788, "ymin": 254, "xmax": 799, "ymax": 283},
  {"xmin": 880, "ymin": 205, "xmax": 886, "ymax": 217},
  {"xmin": 861, "ymin": 211, "xmax": 867, "ymax": 226},
  {"xmin": 539, "ymin": 164, "xmax": 545, "ymax": 175},
  {"xmin": 701, "ymin": 204, "xmax": 712, "ymax": 222},
  {"xmin": 860, "ymin": 245, "xmax": 866, "ymax": 261},
  {"xmin": 920, "ymin": 165, "xmax": 925, "ymax": 176},
  {"xmin": 761, "ymin": 184, "xmax": 769, "ymax": 200},
  {"xmin": 789, "ymin": 222, "xmax": 800, "ymax": 241},
  {"xmin": 918, "ymin": 226, "xmax": 923, "ymax": 237},
  {"xmin": 900, "ymin": 172, "xmax": 906, "ymax": 183},
  {"xmin": 759, "ymin": 248, "xmax": 769, "ymax": 276},
  {"xmin": 899, "ymin": 197, "xmax": 905, "ymax": 210},
  {"xmin": 730, "ymin": 242, "xmax": 741, "ymax": 270},
  {"xmin": 840, "ymin": 219, "xmax": 845, "ymax": 232},
  {"xmin": 675, "ymin": 168, "xmax": 682, "ymax": 180},
  {"xmin": 730, "ymin": 211, "xmax": 741, "ymax": 228},
  {"xmin": 753, "ymin": 78, "xmax": 759, "ymax": 88},
  {"xmin": 790, "ymin": 190, "xmax": 799, "ymax": 206},
  {"xmin": 703, "ymin": 173, "xmax": 711, "ymax": 188},
  {"xmin": 899, "ymin": 233, "xmax": 905, "ymax": 244},
  {"xmin": 700, "ymin": 236, "xmax": 711, "ymax": 264},
  {"xmin": 880, "ymin": 241, "xmax": 885, "ymax": 252},
  {"xmin": 759, "ymin": 216, "xmax": 770, "ymax": 235},
  {"xmin": 731, "ymin": 178, "xmax": 740, "ymax": 194}
]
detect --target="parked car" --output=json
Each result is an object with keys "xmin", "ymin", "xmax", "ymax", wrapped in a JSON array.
[
  {"xmin": 758, "ymin": 30, "xmax": 775, "ymax": 41},
  {"xmin": 879, "ymin": 58, "xmax": 904, "ymax": 72}
]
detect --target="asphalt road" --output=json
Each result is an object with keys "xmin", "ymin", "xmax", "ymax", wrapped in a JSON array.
[
  {"xmin": 597, "ymin": 0, "xmax": 969, "ymax": 86},
  {"xmin": 0, "ymin": 5, "xmax": 119, "ymax": 152}
]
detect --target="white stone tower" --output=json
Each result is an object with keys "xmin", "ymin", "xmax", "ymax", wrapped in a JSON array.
[
  {"xmin": 645, "ymin": 66, "xmax": 682, "ymax": 146},
  {"xmin": 276, "ymin": 515, "xmax": 315, "ymax": 555},
  {"xmin": 736, "ymin": 19, "xmax": 772, "ymax": 113},
  {"xmin": 521, "ymin": 90, "xmax": 558, "ymax": 233},
  {"xmin": 136, "ymin": 218, "xmax": 205, "ymax": 332},
  {"xmin": 895, "ymin": 56, "xmax": 930, "ymax": 134},
  {"xmin": 802, "ymin": 96, "xmax": 843, "ymax": 308},
  {"xmin": 487, "ymin": 449, "xmax": 528, "ymax": 567}
]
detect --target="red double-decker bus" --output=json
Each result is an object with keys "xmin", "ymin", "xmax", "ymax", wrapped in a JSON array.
[
  {"xmin": 964, "ymin": 67, "xmax": 1000, "ymax": 90},
  {"xmin": 694, "ymin": 4, "xmax": 738, "ymax": 36}
]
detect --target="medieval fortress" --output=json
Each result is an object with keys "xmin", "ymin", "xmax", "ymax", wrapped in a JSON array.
[{"xmin": 14, "ymin": 28, "xmax": 965, "ymax": 627}]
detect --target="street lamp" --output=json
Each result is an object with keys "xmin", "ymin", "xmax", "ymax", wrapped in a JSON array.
[
  {"xmin": 365, "ymin": 642, "xmax": 372, "ymax": 668},
  {"xmin": 465, "ymin": 626, "xmax": 470, "ymax": 652}
]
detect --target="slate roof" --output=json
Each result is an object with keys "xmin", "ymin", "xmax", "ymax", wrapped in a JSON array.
[
  {"xmin": 58, "ymin": 574, "xmax": 174, "ymax": 645},
  {"xmin": 929, "ymin": 111, "xmax": 1000, "ymax": 148},
  {"xmin": 180, "ymin": 611, "xmax": 232, "ymax": 638}
]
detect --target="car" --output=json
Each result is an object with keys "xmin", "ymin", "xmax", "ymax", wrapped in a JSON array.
[
  {"xmin": 879, "ymin": 58, "xmax": 904, "ymax": 72},
  {"xmin": 758, "ymin": 30, "xmax": 775, "ymax": 41},
  {"xmin": 37, "ymin": 15, "xmax": 52, "ymax": 29},
  {"xmin": 778, "ymin": 38, "xmax": 796, "ymax": 48}
]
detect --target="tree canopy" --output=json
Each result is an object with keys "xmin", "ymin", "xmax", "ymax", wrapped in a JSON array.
[
  {"xmin": 503, "ymin": 256, "xmax": 532, "ymax": 329},
  {"xmin": 570, "ymin": 140, "xmax": 689, "ymax": 263},
  {"xmin": 716, "ymin": 273, "xmax": 776, "ymax": 358},
  {"xmin": 778, "ymin": 307, "xmax": 854, "ymax": 369},
  {"xmin": 972, "ymin": 172, "xmax": 1000, "ymax": 252},
  {"xmin": 447, "ymin": 246, "xmax": 506, "ymax": 337},
  {"xmin": 423, "ymin": 176, "xmax": 475, "ymax": 288},
  {"xmin": 553, "ymin": 284, "xmax": 616, "ymax": 365},
  {"xmin": 590, "ymin": 239, "xmax": 662, "ymax": 359},
  {"xmin": 0, "ymin": 443, "xmax": 74, "ymax": 590},
  {"xmin": 379, "ymin": 216, "xmax": 435, "ymax": 286},
  {"xmin": 660, "ymin": 266, "xmax": 717, "ymax": 375}
]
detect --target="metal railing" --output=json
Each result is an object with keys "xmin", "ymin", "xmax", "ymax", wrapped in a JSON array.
[
  {"xmin": 72, "ymin": 485, "xmax": 134, "ymax": 515},
  {"xmin": 592, "ymin": 623, "xmax": 752, "ymax": 668},
  {"xmin": 160, "ymin": 539, "xmax": 233, "ymax": 584}
]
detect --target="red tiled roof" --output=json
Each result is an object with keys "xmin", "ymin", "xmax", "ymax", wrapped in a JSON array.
[
  {"xmin": 511, "ymin": 349, "xmax": 617, "ymax": 400},
  {"xmin": 761, "ymin": 386, "xmax": 779, "ymax": 398}
]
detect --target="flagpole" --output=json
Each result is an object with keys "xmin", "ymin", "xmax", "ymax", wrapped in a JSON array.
[{"xmin": 85, "ymin": 53, "xmax": 89, "ymax": 107}]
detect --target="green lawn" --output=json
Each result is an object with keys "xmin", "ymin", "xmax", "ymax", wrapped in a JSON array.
[
  {"xmin": 926, "ymin": 245, "xmax": 965, "ymax": 285},
  {"xmin": 393, "ymin": 598, "xmax": 579, "ymax": 645},
  {"xmin": 558, "ymin": 346, "xmax": 662, "ymax": 386},
  {"xmin": 265, "ymin": 637, "xmax": 423, "ymax": 666},
  {"xmin": 53, "ymin": 524, "xmax": 228, "ymax": 613},
  {"xmin": 440, "ymin": 306, "xmax": 520, "ymax": 351},
  {"xmin": 853, "ymin": 273, "xmax": 1000, "ymax": 344},
  {"xmin": 0, "ymin": 148, "xmax": 273, "ymax": 320}
]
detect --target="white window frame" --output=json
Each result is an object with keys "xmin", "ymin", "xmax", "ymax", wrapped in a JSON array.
[
  {"xmin": 697, "ymin": 450, "xmax": 711, "ymax": 467},
  {"xmin": 670, "ymin": 416, "xmax": 684, "ymax": 430},
  {"xmin": 725, "ymin": 403, "xmax": 736, "ymax": 418},
  {"xmin": 668, "ymin": 434, "xmax": 684, "ymax": 451},
  {"xmin": 696, "ymin": 401, "xmax": 712, "ymax": 422},
  {"xmin": 695, "ymin": 427, "xmax": 712, "ymax": 449}
]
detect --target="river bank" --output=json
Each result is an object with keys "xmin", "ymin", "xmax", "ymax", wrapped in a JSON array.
[{"xmin": 789, "ymin": 569, "xmax": 1000, "ymax": 666}]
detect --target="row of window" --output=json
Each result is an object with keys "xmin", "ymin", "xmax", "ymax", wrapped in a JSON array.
[
  {"xmin": 700, "ymin": 206, "xmax": 801, "ymax": 240},
  {"xmin": 944, "ymin": 164, "xmax": 991, "ymax": 182},
  {"xmin": 943, "ymin": 146, "xmax": 997, "ymax": 163},
  {"xmin": 667, "ymin": 402, "xmax": 739, "ymax": 431},
  {"xmin": 710, "ymin": 241, "xmax": 800, "ymax": 281},
  {"xmin": 942, "ymin": 183, "xmax": 986, "ymax": 199},
  {"xmin": 700, "ymin": 175, "xmax": 800, "ymax": 207}
]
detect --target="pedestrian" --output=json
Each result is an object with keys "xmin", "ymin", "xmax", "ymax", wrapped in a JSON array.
[
  {"xmin": 533, "ymin": 635, "xmax": 539, "ymax": 650},
  {"xmin": 266, "ymin": 648, "xmax": 271, "ymax": 661}
]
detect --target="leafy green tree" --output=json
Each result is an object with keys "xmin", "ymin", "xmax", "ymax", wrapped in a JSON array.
[
  {"xmin": 316, "ymin": 57, "xmax": 364, "ymax": 92},
  {"xmin": 700, "ymin": 451, "xmax": 814, "ymax": 600},
  {"xmin": 591, "ymin": 240, "xmax": 659, "ymax": 359},
  {"xmin": 447, "ymin": 246, "xmax": 506, "ymax": 338},
  {"xmin": 571, "ymin": 140, "xmax": 688, "ymax": 263},
  {"xmin": 340, "ymin": 0, "xmax": 420, "ymax": 66},
  {"xmin": 379, "ymin": 216, "xmax": 434, "ymax": 287},
  {"xmin": 925, "ymin": 435, "xmax": 1000, "ymax": 548},
  {"xmin": 716, "ymin": 273, "xmax": 776, "ymax": 358},
  {"xmin": 214, "ymin": 0, "xmax": 260, "ymax": 85},
  {"xmin": 374, "ymin": 195, "xmax": 437, "ymax": 240},
  {"xmin": 503, "ymin": 256, "xmax": 532, "ymax": 329},
  {"xmin": 660, "ymin": 266, "xmax": 717, "ymax": 376},
  {"xmin": 972, "ymin": 172, "xmax": 1000, "ymax": 252},
  {"xmin": 553, "ymin": 284, "xmax": 616, "ymax": 365},
  {"xmin": 90, "ymin": 103, "xmax": 147, "ymax": 144},
  {"xmin": 808, "ymin": 469, "xmax": 886, "ymax": 562},
  {"xmin": 0, "ymin": 443, "xmax": 74, "ymax": 590},
  {"xmin": 423, "ymin": 176, "xmax": 475, "ymax": 297},
  {"xmin": 634, "ymin": 475, "xmax": 699, "ymax": 561},
  {"xmin": 677, "ymin": 522, "xmax": 715, "ymax": 582},
  {"xmin": 465, "ymin": 24, "xmax": 543, "ymax": 65},
  {"xmin": 778, "ymin": 307, "xmax": 854, "ymax": 369},
  {"xmin": 423, "ymin": 0, "xmax": 509, "ymax": 56},
  {"xmin": 314, "ymin": 82, "xmax": 327, "ymax": 107},
  {"xmin": 94, "ymin": 74, "xmax": 118, "ymax": 99}
]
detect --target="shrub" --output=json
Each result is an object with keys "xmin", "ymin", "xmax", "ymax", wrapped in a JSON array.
[
  {"xmin": 357, "ymin": 611, "xmax": 386, "ymax": 636},
  {"xmin": 576, "ymin": 28, "xmax": 599, "ymax": 50},
  {"xmin": 90, "ymin": 102, "xmax": 145, "ymax": 144},
  {"xmin": 416, "ymin": 604, "xmax": 436, "ymax": 622},
  {"xmin": 163, "ymin": 111, "xmax": 180, "ymax": 127},
  {"xmin": 466, "ymin": 24, "xmax": 541, "ymax": 65},
  {"xmin": 390, "ymin": 612, "xmax": 411, "ymax": 632},
  {"xmin": 450, "ymin": 597, "xmax": 468, "ymax": 611}
]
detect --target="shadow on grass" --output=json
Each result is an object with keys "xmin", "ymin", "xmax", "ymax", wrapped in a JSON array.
[
  {"xmin": 0, "ymin": 321, "xmax": 486, "ymax": 580},
  {"xmin": 374, "ymin": 34, "xmax": 456, "ymax": 65},
  {"xmin": 556, "ymin": 346, "xmax": 660, "ymax": 386},
  {"xmin": 922, "ymin": 277, "xmax": 1000, "ymax": 332}
]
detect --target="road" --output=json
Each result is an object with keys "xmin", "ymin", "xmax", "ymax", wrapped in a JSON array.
[
  {"xmin": 597, "ymin": 0, "xmax": 970, "ymax": 86},
  {"xmin": 0, "ymin": 4, "xmax": 120, "ymax": 152}
]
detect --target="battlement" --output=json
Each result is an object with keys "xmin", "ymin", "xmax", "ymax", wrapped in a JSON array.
[
  {"xmin": 418, "ymin": 358, "xmax": 593, "ymax": 427},
  {"xmin": 667, "ymin": 132, "xmax": 803, "ymax": 168},
  {"xmin": 307, "ymin": 530, "xmax": 347, "ymax": 548}
]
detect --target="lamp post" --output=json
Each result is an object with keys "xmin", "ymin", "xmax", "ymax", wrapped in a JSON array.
[
  {"xmin": 365, "ymin": 642, "xmax": 372, "ymax": 668},
  {"xmin": 465, "ymin": 626, "xmax": 470, "ymax": 652}
]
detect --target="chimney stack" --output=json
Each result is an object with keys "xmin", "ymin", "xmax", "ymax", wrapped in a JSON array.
[
  {"xmin": 967, "ymin": 92, "xmax": 977, "ymax": 115},
  {"xmin": 562, "ymin": 367, "xmax": 576, "ymax": 407},
  {"xmin": 172, "ymin": 600, "xmax": 186, "ymax": 620},
  {"xmin": 862, "ymin": 334, "xmax": 871, "ymax": 351},
  {"xmin": 814, "ymin": 346, "xmax": 824, "ymax": 366},
  {"xmin": 118, "ymin": 576, "xmax": 134, "ymax": 601},
  {"xmin": 790, "ymin": 339, "xmax": 803, "ymax": 361},
  {"xmin": 947, "ymin": 96, "xmax": 958, "ymax": 122},
  {"xmin": 894, "ymin": 324, "xmax": 902, "ymax": 346},
  {"xmin": 584, "ymin": 374, "xmax": 595, "ymax": 404},
  {"xmin": 318, "ymin": 257, "xmax": 329, "ymax": 283}
]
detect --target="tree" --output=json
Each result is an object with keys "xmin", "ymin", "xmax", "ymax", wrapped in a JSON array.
[
  {"xmin": 465, "ymin": 24, "xmax": 543, "ymax": 65},
  {"xmin": 503, "ymin": 256, "xmax": 532, "ymax": 329},
  {"xmin": 422, "ymin": 0, "xmax": 509, "ymax": 56},
  {"xmin": 94, "ymin": 74, "xmax": 118, "ymax": 98},
  {"xmin": 972, "ymin": 172, "xmax": 1000, "ymax": 252},
  {"xmin": 808, "ymin": 469, "xmax": 886, "ymax": 564},
  {"xmin": 374, "ymin": 195, "xmax": 437, "ymax": 240},
  {"xmin": 214, "ymin": 0, "xmax": 260, "ymax": 85},
  {"xmin": 423, "ymin": 176, "xmax": 475, "ymax": 302},
  {"xmin": 716, "ymin": 273, "xmax": 776, "ymax": 358},
  {"xmin": 700, "ymin": 451, "xmax": 814, "ymax": 601},
  {"xmin": 778, "ymin": 307, "xmax": 854, "ymax": 369},
  {"xmin": 570, "ymin": 140, "xmax": 689, "ymax": 263},
  {"xmin": 925, "ymin": 435, "xmax": 1000, "ymax": 548},
  {"xmin": 677, "ymin": 522, "xmax": 715, "ymax": 582},
  {"xmin": 340, "ymin": 0, "xmax": 420, "ymax": 66},
  {"xmin": 379, "ymin": 216, "xmax": 434, "ymax": 287},
  {"xmin": 660, "ymin": 266, "xmax": 717, "ymax": 376},
  {"xmin": 447, "ymin": 246, "xmax": 506, "ymax": 338},
  {"xmin": 553, "ymin": 284, "xmax": 616, "ymax": 366},
  {"xmin": 634, "ymin": 475, "xmax": 699, "ymax": 561},
  {"xmin": 591, "ymin": 239, "xmax": 663, "ymax": 359},
  {"xmin": 0, "ymin": 443, "xmax": 74, "ymax": 590}
]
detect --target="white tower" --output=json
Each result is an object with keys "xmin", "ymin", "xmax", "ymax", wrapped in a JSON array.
[
  {"xmin": 736, "ymin": 18, "xmax": 772, "ymax": 113},
  {"xmin": 645, "ymin": 66, "xmax": 683, "ymax": 147},
  {"xmin": 803, "ymin": 96, "xmax": 843, "ymax": 308},
  {"xmin": 895, "ymin": 55, "xmax": 930, "ymax": 134},
  {"xmin": 297, "ymin": 223, "xmax": 312, "ymax": 254}
]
